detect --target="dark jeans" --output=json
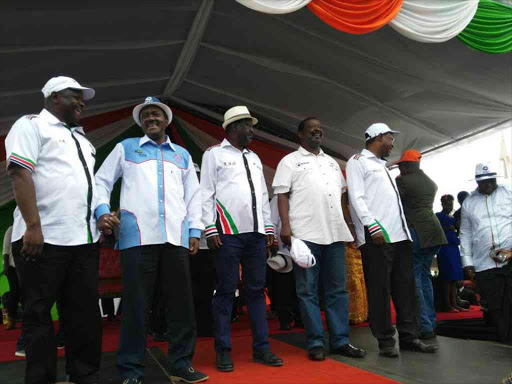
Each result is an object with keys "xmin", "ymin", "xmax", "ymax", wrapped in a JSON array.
[
  {"xmin": 5, "ymin": 266, "xmax": 21, "ymax": 319},
  {"xmin": 294, "ymin": 241, "xmax": 350, "ymax": 350},
  {"xmin": 117, "ymin": 244, "xmax": 196, "ymax": 381},
  {"xmin": 475, "ymin": 262, "xmax": 512, "ymax": 343},
  {"xmin": 360, "ymin": 233, "xmax": 419, "ymax": 348},
  {"xmin": 410, "ymin": 227, "xmax": 439, "ymax": 333},
  {"xmin": 213, "ymin": 233, "xmax": 269, "ymax": 352},
  {"xmin": 12, "ymin": 240, "xmax": 102, "ymax": 384}
]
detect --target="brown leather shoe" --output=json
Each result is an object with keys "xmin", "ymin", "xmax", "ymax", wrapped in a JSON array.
[{"xmin": 4, "ymin": 318, "xmax": 16, "ymax": 330}]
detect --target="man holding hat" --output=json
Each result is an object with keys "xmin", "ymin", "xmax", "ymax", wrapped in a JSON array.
[
  {"xmin": 396, "ymin": 149, "xmax": 447, "ymax": 340},
  {"xmin": 95, "ymin": 97, "xmax": 207, "ymax": 383},
  {"xmin": 346, "ymin": 123, "xmax": 437, "ymax": 357},
  {"xmin": 273, "ymin": 117, "xmax": 366, "ymax": 361},
  {"xmin": 201, "ymin": 106, "xmax": 283, "ymax": 372},
  {"xmin": 460, "ymin": 162, "xmax": 512, "ymax": 343},
  {"xmin": 5, "ymin": 76, "xmax": 102, "ymax": 384}
]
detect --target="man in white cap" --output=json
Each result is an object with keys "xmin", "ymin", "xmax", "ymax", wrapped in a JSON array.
[
  {"xmin": 95, "ymin": 97, "xmax": 207, "ymax": 384},
  {"xmin": 346, "ymin": 123, "xmax": 437, "ymax": 357},
  {"xmin": 5, "ymin": 76, "xmax": 102, "ymax": 384},
  {"xmin": 272, "ymin": 117, "xmax": 366, "ymax": 361},
  {"xmin": 201, "ymin": 106, "xmax": 283, "ymax": 372},
  {"xmin": 460, "ymin": 162, "xmax": 512, "ymax": 343}
]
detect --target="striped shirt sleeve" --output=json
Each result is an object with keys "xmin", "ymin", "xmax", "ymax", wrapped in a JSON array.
[{"xmin": 5, "ymin": 116, "xmax": 40, "ymax": 173}]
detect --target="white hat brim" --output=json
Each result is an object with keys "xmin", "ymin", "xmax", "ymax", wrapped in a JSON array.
[
  {"xmin": 267, "ymin": 253, "xmax": 293, "ymax": 273},
  {"xmin": 222, "ymin": 114, "xmax": 258, "ymax": 129},
  {"xmin": 69, "ymin": 86, "xmax": 95, "ymax": 101},
  {"xmin": 473, "ymin": 175, "xmax": 502, "ymax": 181},
  {"xmin": 133, "ymin": 101, "xmax": 173, "ymax": 127}
]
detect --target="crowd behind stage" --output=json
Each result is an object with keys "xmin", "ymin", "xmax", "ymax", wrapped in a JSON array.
[{"xmin": 2, "ymin": 76, "xmax": 511, "ymax": 384}]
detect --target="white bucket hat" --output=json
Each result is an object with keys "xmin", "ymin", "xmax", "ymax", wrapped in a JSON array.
[
  {"xmin": 222, "ymin": 106, "xmax": 258, "ymax": 129},
  {"xmin": 290, "ymin": 237, "xmax": 316, "ymax": 269},
  {"xmin": 473, "ymin": 162, "xmax": 502, "ymax": 182},
  {"xmin": 267, "ymin": 252, "xmax": 293, "ymax": 273},
  {"xmin": 41, "ymin": 76, "xmax": 95, "ymax": 100},
  {"xmin": 365, "ymin": 123, "xmax": 400, "ymax": 141},
  {"xmin": 132, "ymin": 96, "xmax": 173, "ymax": 127}
]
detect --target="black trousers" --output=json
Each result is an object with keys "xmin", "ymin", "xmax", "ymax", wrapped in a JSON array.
[
  {"xmin": 267, "ymin": 267, "xmax": 299, "ymax": 325},
  {"xmin": 476, "ymin": 262, "xmax": 512, "ymax": 343},
  {"xmin": 190, "ymin": 248, "xmax": 215, "ymax": 336},
  {"xmin": 360, "ymin": 234, "xmax": 418, "ymax": 348},
  {"xmin": 117, "ymin": 244, "xmax": 196, "ymax": 380},
  {"xmin": 5, "ymin": 265, "xmax": 21, "ymax": 319},
  {"xmin": 12, "ymin": 240, "xmax": 102, "ymax": 384}
]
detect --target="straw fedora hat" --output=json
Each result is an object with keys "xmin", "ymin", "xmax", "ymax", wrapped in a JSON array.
[
  {"xmin": 222, "ymin": 106, "xmax": 258, "ymax": 129},
  {"xmin": 267, "ymin": 252, "xmax": 293, "ymax": 273}
]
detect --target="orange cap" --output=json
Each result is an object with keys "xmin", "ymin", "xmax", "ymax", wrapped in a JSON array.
[{"xmin": 398, "ymin": 149, "xmax": 422, "ymax": 163}]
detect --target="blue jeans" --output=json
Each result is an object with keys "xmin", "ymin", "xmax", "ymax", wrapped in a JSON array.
[
  {"xmin": 293, "ymin": 241, "xmax": 350, "ymax": 350},
  {"xmin": 410, "ymin": 228, "xmax": 439, "ymax": 333},
  {"xmin": 213, "ymin": 233, "xmax": 269, "ymax": 352}
]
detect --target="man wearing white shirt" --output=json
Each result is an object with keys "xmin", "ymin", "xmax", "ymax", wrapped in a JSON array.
[
  {"xmin": 95, "ymin": 97, "xmax": 207, "ymax": 384},
  {"xmin": 460, "ymin": 163, "xmax": 512, "ymax": 343},
  {"xmin": 201, "ymin": 106, "xmax": 283, "ymax": 372},
  {"xmin": 273, "ymin": 117, "xmax": 366, "ymax": 361},
  {"xmin": 346, "ymin": 123, "xmax": 437, "ymax": 357},
  {"xmin": 5, "ymin": 76, "xmax": 102, "ymax": 384}
]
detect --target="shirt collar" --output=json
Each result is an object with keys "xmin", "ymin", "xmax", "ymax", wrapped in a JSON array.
[
  {"xmin": 221, "ymin": 138, "xmax": 251, "ymax": 154},
  {"xmin": 361, "ymin": 148, "xmax": 387, "ymax": 164},
  {"xmin": 139, "ymin": 135, "xmax": 176, "ymax": 151},
  {"xmin": 39, "ymin": 109, "xmax": 85, "ymax": 134},
  {"xmin": 298, "ymin": 146, "xmax": 324, "ymax": 156}
]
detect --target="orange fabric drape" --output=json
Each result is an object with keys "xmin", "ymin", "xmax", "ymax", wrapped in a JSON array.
[{"xmin": 307, "ymin": 0, "xmax": 403, "ymax": 35}]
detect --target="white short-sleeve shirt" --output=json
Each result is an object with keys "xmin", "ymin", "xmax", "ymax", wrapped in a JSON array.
[
  {"xmin": 272, "ymin": 147, "xmax": 353, "ymax": 245},
  {"xmin": 5, "ymin": 109, "xmax": 100, "ymax": 246}
]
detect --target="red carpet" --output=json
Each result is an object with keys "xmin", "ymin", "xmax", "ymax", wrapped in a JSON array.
[{"xmin": 0, "ymin": 305, "xmax": 483, "ymax": 364}]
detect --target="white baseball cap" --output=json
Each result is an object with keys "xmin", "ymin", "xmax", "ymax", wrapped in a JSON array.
[
  {"xmin": 365, "ymin": 123, "xmax": 400, "ymax": 141},
  {"xmin": 290, "ymin": 237, "xmax": 316, "ymax": 269},
  {"xmin": 473, "ymin": 162, "xmax": 502, "ymax": 182},
  {"xmin": 267, "ymin": 252, "xmax": 293, "ymax": 273},
  {"xmin": 132, "ymin": 96, "xmax": 173, "ymax": 127},
  {"xmin": 41, "ymin": 76, "xmax": 95, "ymax": 100},
  {"xmin": 222, "ymin": 106, "xmax": 258, "ymax": 129}
]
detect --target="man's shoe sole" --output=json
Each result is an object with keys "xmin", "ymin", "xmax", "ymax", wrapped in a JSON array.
[
  {"xmin": 216, "ymin": 365, "xmax": 234, "ymax": 372},
  {"xmin": 171, "ymin": 375, "xmax": 209, "ymax": 383},
  {"xmin": 253, "ymin": 357, "xmax": 283, "ymax": 367}
]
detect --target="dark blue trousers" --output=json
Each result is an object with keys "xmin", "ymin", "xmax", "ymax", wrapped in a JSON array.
[{"xmin": 213, "ymin": 233, "xmax": 269, "ymax": 352}]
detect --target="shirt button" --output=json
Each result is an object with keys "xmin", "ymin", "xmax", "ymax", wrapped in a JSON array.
[
  {"xmin": 159, "ymin": 172, "xmax": 162, "ymax": 175},
  {"xmin": 160, "ymin": 214, "xmax": 164, "ymax": 217},
  {"xmin": 253, "ymin": 206, "xmax": 256, "ymax": 209},
  {"xmin": 160, "ymin": 200, "xmax": 163, "ymax": 203},
  {"xmin": 159, "ymin": 185, "xmax": 162, "ymax": 188}
]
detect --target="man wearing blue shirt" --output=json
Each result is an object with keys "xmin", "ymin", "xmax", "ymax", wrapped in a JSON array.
[{"xmin": 95, "ymin": 97, "xmax": 207, "ymax": 384}]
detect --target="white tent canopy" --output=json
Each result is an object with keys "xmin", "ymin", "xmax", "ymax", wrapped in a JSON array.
[{"xmin": 2, "ymin": 0, "xmax": 511, "ymax": 162}]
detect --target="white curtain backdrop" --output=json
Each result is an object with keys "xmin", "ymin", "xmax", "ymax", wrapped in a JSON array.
[
  {"xmin": 235, "ymin": 0, "xmax": 312, "ymax": 14},
  {"xmin": 389, "ymin": 0, "xmax": 479, "ymax": 43}
]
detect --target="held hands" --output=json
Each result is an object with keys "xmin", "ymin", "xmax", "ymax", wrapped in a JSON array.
[
  {"xmin": 495, "ymin": 249, "xmax": 512, "ymax": 262},
  {"xmin": 97, "ymin": 212, "xmax": 120, "ymax": 235},
  {"xmin": 371, "ymin": 231, "xmax": 386, "ymax": 246},
  {"xmin": 22, "ymin": 224, "xmax": 44, "ymax": 259},
  {"xmin": 207, "ymin": 235, "xmax": 223, "ymax": 250},
  {"xmin": 463, "ymin": 266, "xmax": 475, "ymax": 281},
  {"xmin": 189, "ymin": 237, "xmax": 199, "ymax": 256}
]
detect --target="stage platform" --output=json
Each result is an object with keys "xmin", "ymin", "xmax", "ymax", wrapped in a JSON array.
[{"xmin": 2, "ymin": 326, "xmax": 511, "ymax": 384}]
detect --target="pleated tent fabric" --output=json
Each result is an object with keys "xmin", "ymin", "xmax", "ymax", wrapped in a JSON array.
[
  {"xmin": 457, "ymin": 0, "xmax": 512, "ymax": 53},
  {"xmin": 307, "ymin": 0, "xmax": 404, "ymax": 34},
  {"xmin": 389, "ymin": 0, "xmax": 479, "ymax": 43},
  {"xmin": 236, "ymin": 0, "xmax": 312, "ymax": 14}
]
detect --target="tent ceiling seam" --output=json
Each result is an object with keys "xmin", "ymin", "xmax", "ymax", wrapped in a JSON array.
[{"xmin": 163, "ymin": 0, "xmax": 214, "ymax": 99}]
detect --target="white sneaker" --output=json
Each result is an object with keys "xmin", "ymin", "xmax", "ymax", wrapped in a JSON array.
[{"xmin": 15, "ymin": 350, "xmax": 26, "ymax": 357}]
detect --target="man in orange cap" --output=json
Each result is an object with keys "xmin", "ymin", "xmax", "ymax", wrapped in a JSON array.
[{"xmin": 396, "ymin": 149, "xmax": 447, "ymax": 340}]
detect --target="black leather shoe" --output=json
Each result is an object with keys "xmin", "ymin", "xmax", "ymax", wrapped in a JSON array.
[
  {"xmin": 400, "ymin": 339, "xmax": 438, "ymax": 353},
  {"xmin": 379, "ymin": 346, "xmax": 399, "ymax": 358},
  {"xmin": 279, "ymin": 322, "xmax": 292, "ymax": 331},
  {"xmin": 308, "ymin": 347, "xmax": 326, "ymax": 361},
  {"xmin": 216, "ymin": 350, "xmax": 234, "ymax": 372},
  {"xmin": 330, "ymin": 343, "xmax": 366, "ymax": 358},
  {"xmin": 253, "ymin": 350, "xmax": 284, "ymax": 366}
]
